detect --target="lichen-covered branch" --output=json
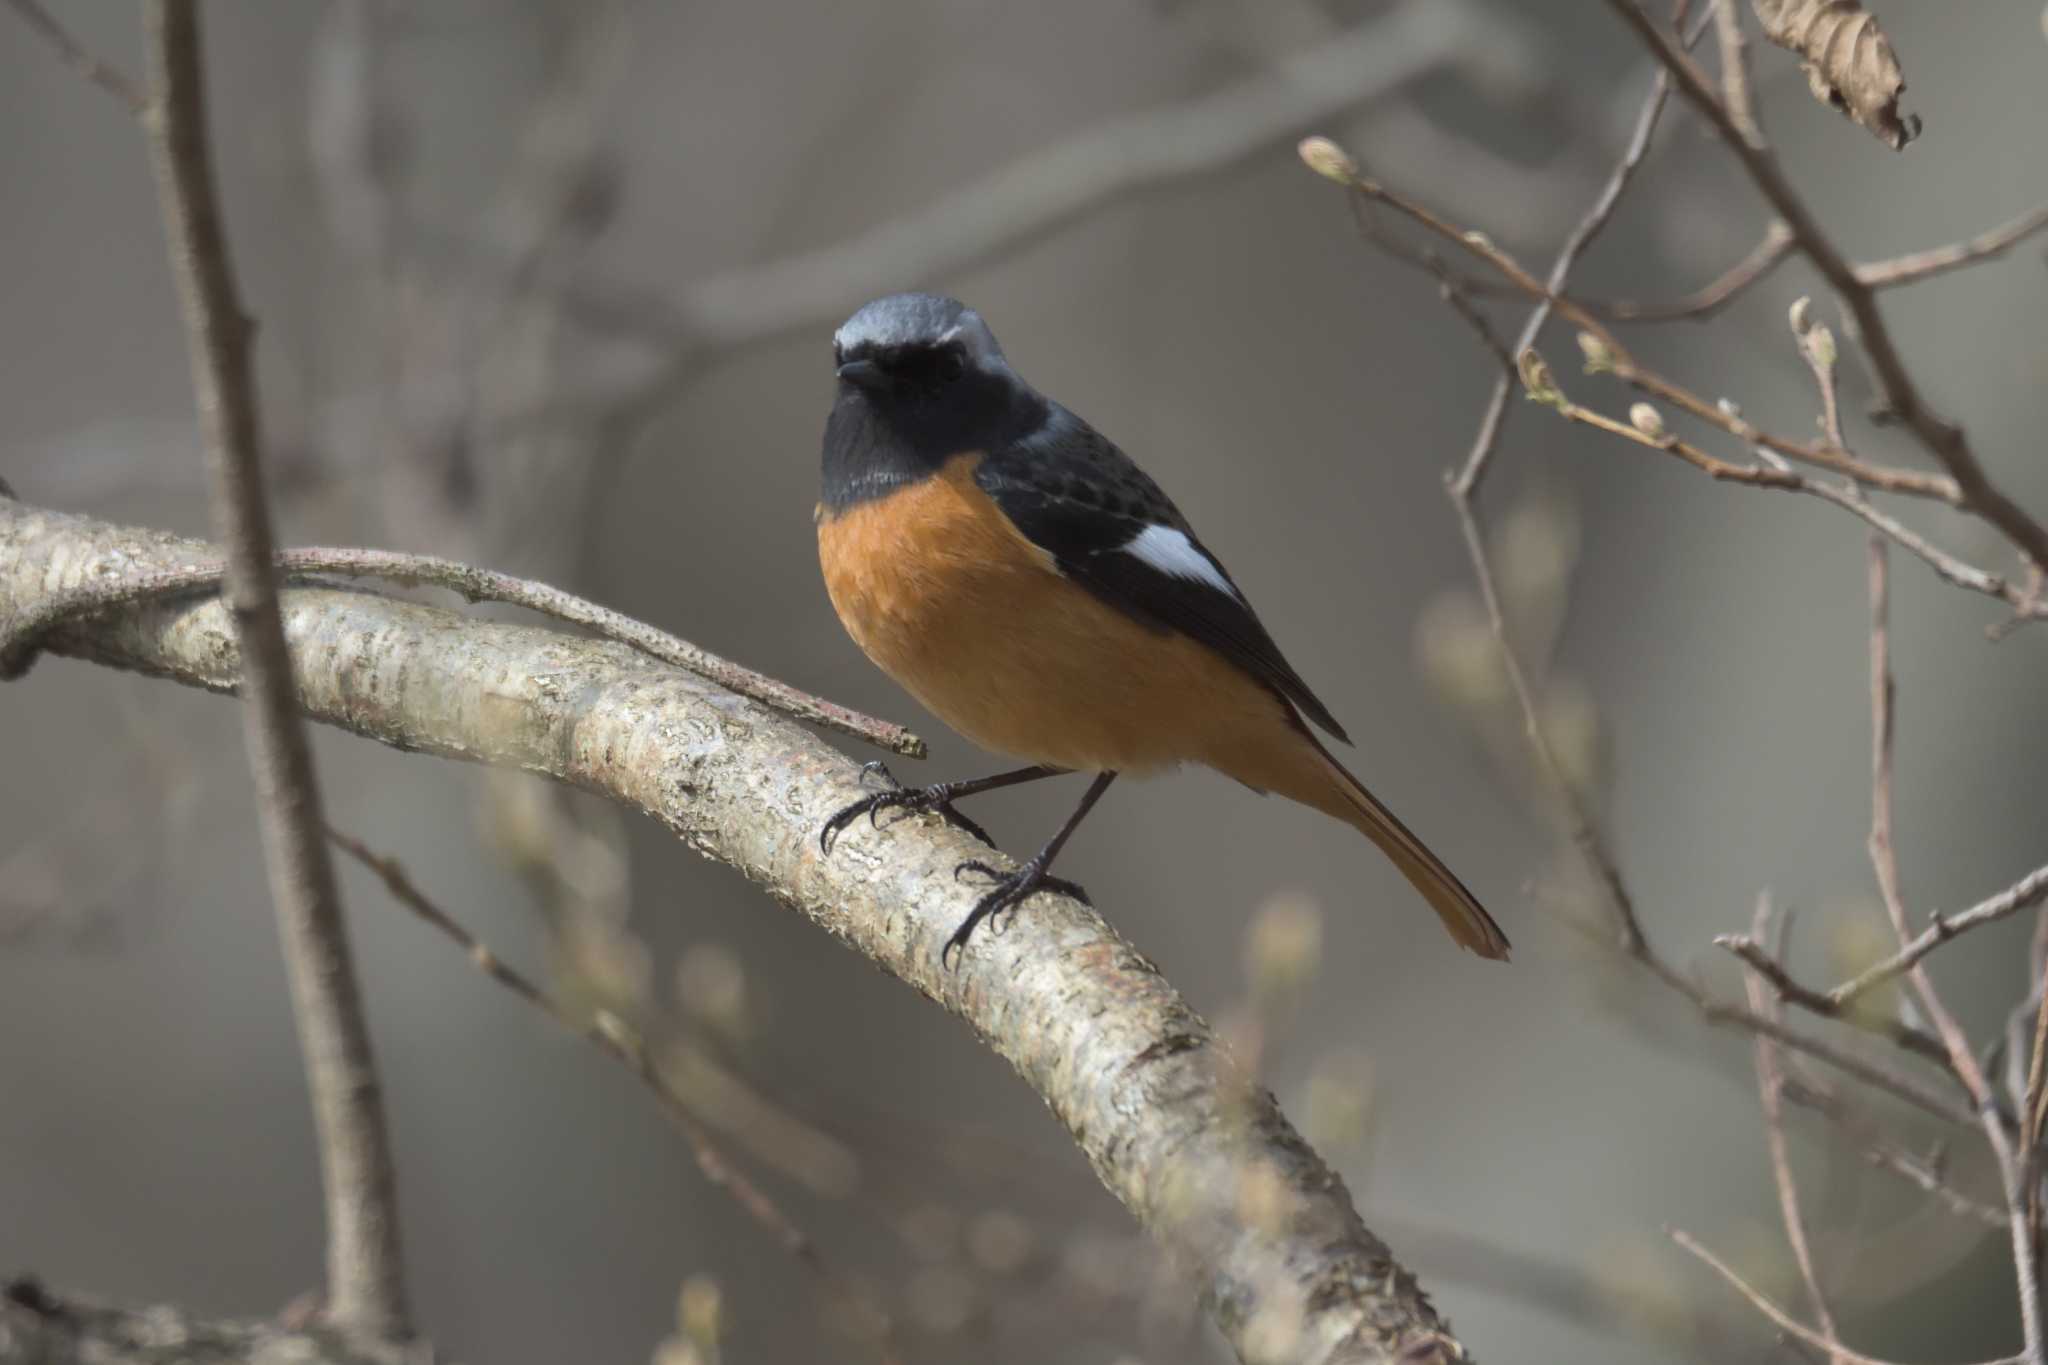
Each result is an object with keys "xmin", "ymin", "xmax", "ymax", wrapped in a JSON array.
[
  {"xmin": 0, "ymin": 495, "xmax": 1464, "ymax": 1365},
  {"xmin": 0, "ymin": 1279, "xmax": 419, "ymax": 1365}
]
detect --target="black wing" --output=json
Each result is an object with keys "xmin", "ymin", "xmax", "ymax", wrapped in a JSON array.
[{"xmin": 975, "ymin": 406, "xmax": 1350, "ymax": 744}]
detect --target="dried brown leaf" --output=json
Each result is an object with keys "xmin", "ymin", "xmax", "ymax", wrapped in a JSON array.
[{"xmin": 1750, "ymin": 0, "xmax": 1921, "ymax": 149}]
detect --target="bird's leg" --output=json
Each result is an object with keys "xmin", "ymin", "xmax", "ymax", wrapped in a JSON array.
[
  {"xmin": 946, "ymin": 771, "xmax": 1116, "ymax": 965},
  {"xmin": 820, "ymin": 763, "xmax": 1068, "ymax": 854}
]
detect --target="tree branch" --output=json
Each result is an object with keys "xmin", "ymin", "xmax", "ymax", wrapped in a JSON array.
[
  {"xmin": 0, "ymin": 545, "xmax": 925, "ymax": 756},
  {"xmin": 323, "ymin": 827, "xmax": 902, "ymax": 1362},
  {"xmin": 1865, "ymin": 537, "xmax": 2045, "ymax": 1365},
  {"xmin": 1603, "ymin": 0, "xmax": 2048, "ymax": 575},
  {"xmin": 3, "ymin": 0, "xmax": 146, "ymax": 112},
  {"xmin": 0, "ymin": 1279, "xmax": 418, "ymax": 1365},
  {"xmin": 1738, "ymin": 897, "xmax": 1849, "ymax": 1365},
  {"xmin": 0, "ymin": 497, "xmax": 1463, "ymax": 1365},
  {"xmin": 142, "ymin": 2, "xmax": 409, "ymax": 1339}
]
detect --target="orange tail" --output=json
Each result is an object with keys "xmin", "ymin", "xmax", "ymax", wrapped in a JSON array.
[{"xmin": 1237, "ymin": 732, "xmax": 1510, "ymax": 960}]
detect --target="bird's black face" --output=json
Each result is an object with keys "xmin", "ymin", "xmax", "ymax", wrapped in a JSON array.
[
  {"xmin": 834, "ymin": 336, "xmax": 971, "ymax": 408},
  {"xmin": 820, "ymin": 295, "xmax": 1046, "ymax": 512}
]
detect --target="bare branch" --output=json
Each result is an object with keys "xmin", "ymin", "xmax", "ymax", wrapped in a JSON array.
[
  {"xmin": 1506, "ymin": 352, "xmax": 2048, "ymax": 627},
  {"xmin": 1866, "ymin": 538, "xmax": 2045, "ymax": 1364},
  {"xmin": 325, "ymin": 828, "xmax": 901, "ymax": 1363},
  {"xmin": 1857, "ymin": 205, "xmax": 2048, "ymax": 289},
  {"xmin": 659, "ymin": 0, "xmax": 1525, "ymax": 354},
  {"xmin": 1780, "ymin": 1078, "xmax": 2007, "ymax": 1225},
  {"xmin": 1739, "ymin": 898, "xmax": 1849, "ymax": 1364},
  {"xmin": 0, "ymin": 1279, "xmax": 419, "ymax": 1365},
  {"xmin": 1604, "ymin": 0, "xmax": 2048, "ymax": 573},
  {"xmin": 1302, "ymin": 147, "xmax": 1960, "ymax": 503},
  {"xmin": 1440, "ymin": 445, "xmax": 1971, "ymax": 1126},
  {"xmin": 1713, "ymin": 0, "xmax": 1762, "ymax": 146},
  {"xmin": 141, "ymin": 2, "xmax": 408, "ymax": 1338},
  {"xmin": 1449, "ymin": 14, "xmax": 1697, "ymax": 498},
  {"xmin": 1588, "ymin": 221, "xmax": 1795, "ymax": 322},
  {"xmin": 1590, "ymin": 200, "xmax": 2048, "ymax": 323},
  {"xmin": 4, "ymin": 0, "xmax": 146, "ymax": 112},
  {"xmin": 0, "ymin": 498, "xmax": 1465, "ymax": 1365},
  {"xmin": 1821, "ymin": 861, "xmax": 2048, "ymax": 1012},
  {"xmin": 1669, "ymin": 1228, "xmax": 2020, "ymax": 1365},
  {"xmin": 1715, "ymin": 934, "xmax": 1947, "ymax": 1065},
  {"xmin": 0, "ymin": 541, "xmax": 925, "ymax": 757}
]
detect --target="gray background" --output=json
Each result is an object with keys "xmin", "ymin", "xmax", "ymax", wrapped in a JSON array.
[{"xmin": 4, "ymin": 2, "xmax": 2046, "ymax": 1362}]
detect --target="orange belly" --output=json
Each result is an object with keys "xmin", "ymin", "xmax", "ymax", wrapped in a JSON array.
[{"xmin": 817, "ymin": 454, "xmax": 1294, "ymax": 775}]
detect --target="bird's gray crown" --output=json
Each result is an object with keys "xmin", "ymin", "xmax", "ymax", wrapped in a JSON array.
[{"xmin": 834, "ymin": 292, "xmax": 1008, "ymax": 369}]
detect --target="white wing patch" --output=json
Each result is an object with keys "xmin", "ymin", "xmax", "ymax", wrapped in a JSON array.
[{"xmin": 1120, "ymin": 524, "xmax": 1237, "ymax": 598}]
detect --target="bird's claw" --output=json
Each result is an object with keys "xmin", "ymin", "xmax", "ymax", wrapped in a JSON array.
[
  {"xmin": 941, "ymin": 859, "xmax": 1091, "ymax": 967},
  {"xmin": 820, "ymin": 778, "xmax": 999, "ymax": 855}
]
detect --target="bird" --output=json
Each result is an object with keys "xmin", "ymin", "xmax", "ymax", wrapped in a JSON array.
[{"xmin": 813, "ymin": 292, "xmax": 1508, "ymax": 965}]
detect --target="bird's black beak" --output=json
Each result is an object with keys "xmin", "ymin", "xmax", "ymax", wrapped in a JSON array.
[{"xmin": 836, "ymin": 358, "xmax": 889, "ymax": 392}]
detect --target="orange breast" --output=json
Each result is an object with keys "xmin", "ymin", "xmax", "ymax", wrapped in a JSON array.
[{"xmin": 817, "ymin": 454, "xmax": 1294, "ymax": 775}]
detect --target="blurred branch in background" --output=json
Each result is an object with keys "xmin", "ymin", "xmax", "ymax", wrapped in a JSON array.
[
  {"xmin": 323, "ymin": 826, "xmax": 903, "ymax": 1364},
  {"xmin": 0, "ymin": 496, "xmax": 1469, "ymax": 1365}
]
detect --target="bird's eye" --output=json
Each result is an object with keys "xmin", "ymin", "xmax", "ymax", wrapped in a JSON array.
[{"xmin": 936, "ymin": 346, "xmax": 965, "ymax": 382}]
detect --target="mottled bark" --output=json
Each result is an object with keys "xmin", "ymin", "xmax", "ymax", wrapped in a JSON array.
[
  {"xmin": 0, "ymin": 1278, "xmax": 420, "ymax": 1365},
  {"xmin": 0, "ymin": 496, "xmax": 1466, "ymax": 1364}
]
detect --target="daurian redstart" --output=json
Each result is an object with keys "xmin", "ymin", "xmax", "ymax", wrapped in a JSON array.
[{"xmin": 815, "ymin": 293, "xmax": 1507, "ymax": 964}]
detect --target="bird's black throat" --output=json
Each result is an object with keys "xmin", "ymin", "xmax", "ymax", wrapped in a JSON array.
[{"xmin": 819, "ymin": 363, "xmax": 1046, "ymax": 513}]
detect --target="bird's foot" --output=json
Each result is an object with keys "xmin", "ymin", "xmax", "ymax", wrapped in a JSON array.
[
  {"xmin": 943, "ymin": 858, "xmax": 1090, "ymax": 966},
  {"xmin": 820, "ymin": 763, "xmax": 998, "ymax": 854}
]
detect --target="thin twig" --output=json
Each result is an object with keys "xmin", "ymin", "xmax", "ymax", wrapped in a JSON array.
[
  {"xmin": 1670, "ymin": 1228, "xmax": 2024, "ymax": 1365},
  {"xmin": 1309, "ymin": 155, "xmax": 1960, "ymax": 503},
  {"xmin": 1511, "ymin": 352, "xmax": 2047, "ymax": 627},
  {"xmin": 1590, "ymin": 202, "xmax": 2048, "ymax": 322},
  {"xmin": 0, "ymin": 546, "xmax": 925, "ymax": 757},
  {"xmin": 1866, "ymin": 538, "xmax": 2045, "ymax": 1364},
  {"xmin": 1452, "ymin": 22, "xmax": 1694, "ymax": 497},
  {"xmin": 4, "ymin": 0, "xmax": 147, "ymax": 112},
  {"xmin": 1857, "ymin": 204, "xmax": 2048, "ymax": 290},
  {"xmin": 1711, "ymin": 0, "xmax": 1760, "ymax": 146},
  {"xmin": 1586, "ymin": 221, "xmax": 1794, "ymax": 322},
  {"xmin": 1604, "ymin": 0, "xmax": 2048, "ymax": 574},
  {"xmin": 1780, "ymin": 1078, "xmax": 2006, "ymax": 1226},
  {"xmin": 143, "ymin": 1, "xmax": 409, "ymax": 1337},
  {"xmin": 1740, "ymin": 897, "xmax": 1848, "ymax": 1364},
  {"xmin": 1824, "ymin": 862, "xmax": 2048, "ymax": 1013},
  {"xmin": 1448, "ymin": 492, "xmax": 1646, "ymax": 954},
  {"xmin": 1714, "ymin": 935, "xmax": 1948, "ymax": 1066},
  {"xmin": 325, "ymin": 828, "xmax": 902, "ymax": 1364}
]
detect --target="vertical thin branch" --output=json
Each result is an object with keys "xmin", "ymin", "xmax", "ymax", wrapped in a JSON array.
[
  {"xmin": 1866, "ymin": 537, "xmax": 2042, "ymax": 1365},
  {"xmin": 1711, "ymin": 0, "xmax": 1760, "ymax": 146},
  {"xmin": 1741, "ymin": 896, "xmax": 1848, "ymax": 1364},
  {"xmin": 143, "ymin": 1, "xmax": 410, "ymax": 1339}
]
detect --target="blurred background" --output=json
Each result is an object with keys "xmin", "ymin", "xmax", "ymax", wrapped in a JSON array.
[{"xmin": 4, "ymin": 2, "xmax": 2047, "ymax": 1362}]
